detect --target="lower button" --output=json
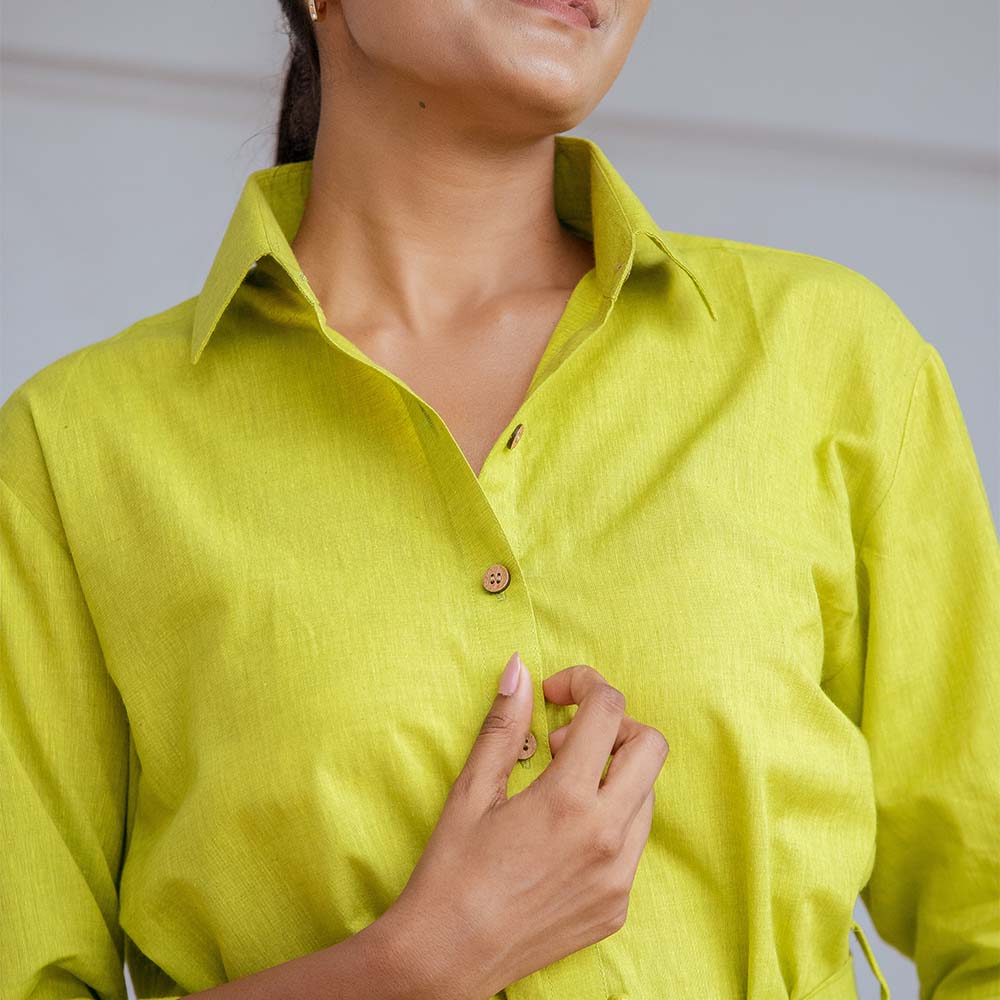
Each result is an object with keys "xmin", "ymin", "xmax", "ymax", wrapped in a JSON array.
[{"xmin": 518, "ymin": 731, "xmax": 537, "ymax": 760}]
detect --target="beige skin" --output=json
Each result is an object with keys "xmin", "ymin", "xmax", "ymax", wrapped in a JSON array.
[
  {"xmin": 299, "ymin": 0, "xmax": 669, "ymax": 994},
  {"xmin": 292, "ymin": 0, "xmax": 647, "ymax": 476},
  {"xmin": 388, "ymin": 660, "xmax": 670, "ymax": 997},
  {"xmin": 194, "ymin": 2, "xmax": 668, "ymax": 997}
]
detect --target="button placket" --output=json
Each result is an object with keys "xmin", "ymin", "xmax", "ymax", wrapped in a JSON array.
[
  {"xmin": 401, "ymin": 396, "xmax": 609, "ymax": 1000},
  {"xmin": 396, "ymin": 387, "xmax": 549, "ymax": 791}
]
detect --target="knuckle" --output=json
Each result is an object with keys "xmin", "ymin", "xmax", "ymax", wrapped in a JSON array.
[
  {"xmin": 450, "ymin": 765, "xmax": 475, "ymax": 800},
  {"xmin": 639, "ymin": 726, "xmax": 669, "ymax": 758},
  {"xmin": 478, "ymin": 712, "xmax": 517, "ymax": 740},
  {"xmin": 594, "ymin": 684, "xmax": 626, "ymax": 715},
  {"xmin": 600, "ymin": 900, "xmax": 630, "ymax": 937},
  {"xmin": 608, "ymin": 866, "xmax": 636, "ymax": 900},
  {"xmin": 576, "ymin": 664, "xmax": 606, "ymax": 688},
  {"xmin": 449, "ymin": 765, "xmax": 486, "ymax": 810},
  {"xmin": 589, "ymin": 825, "xmax": 624, "ymax": 860},
  {"xmin": 548, "ymin": 778, "xmax": 590, "ymax": 820}
]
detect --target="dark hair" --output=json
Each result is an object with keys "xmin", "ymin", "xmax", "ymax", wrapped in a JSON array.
[{"xmin": 274, "ymin": 0, "xmax": 322, "ymax": 166}]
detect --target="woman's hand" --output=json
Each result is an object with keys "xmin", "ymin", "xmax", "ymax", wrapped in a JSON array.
[{"xmin": 388, "ymin": 653, "xmax": 669, "ymax": 999}]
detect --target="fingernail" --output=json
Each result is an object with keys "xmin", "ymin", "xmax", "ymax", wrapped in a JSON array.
[{"xmin": 499, "ymin": 650, "xmax": 523, "ymax": 696}]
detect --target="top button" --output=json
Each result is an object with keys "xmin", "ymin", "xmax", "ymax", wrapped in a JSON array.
[
  {"xmin": 507, "ymin": 423, "xmax": 524, "ymax": 449},
  {"xmin": 482, "ymin": 564, "xmax": 511, "ymax": 593},
  {"xmin": 518, "ymin": 730, "xmax": 537, "ymax": 760}
]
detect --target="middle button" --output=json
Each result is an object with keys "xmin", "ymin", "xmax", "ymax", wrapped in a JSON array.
[{"xmin": 482, "ymin": 563, "xmax": 511, "ymax": 593}]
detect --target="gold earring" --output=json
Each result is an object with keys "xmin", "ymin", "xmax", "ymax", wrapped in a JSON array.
[{"xmin": 307, "ymin": 0, "xmax": 327, "ymax": 22}]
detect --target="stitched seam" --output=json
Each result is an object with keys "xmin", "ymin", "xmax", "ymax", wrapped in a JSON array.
[
  {"xmin": 588, "ymin": 155, "xmax": 640, "ymax": 303},
  {"xmin": 50, "ymin": 342, "xmax": 100, "ymax": 535},
  {"xmin": 853, "ymin": 345, "xmax": 934, "ymax": 564},
  {"xmin": 710, "ymin": 237, "xmax": 884, "ymax": 279},
  {"xmin": 199, "ymin": 191, "xmax": 272, "ymax": 360},
  {"xmin": 198, "ymin": 166, "xmax": 304, "ymax": 359},
  {"xmin": 122, "ymin": 302, "xmax": 196, "ymax": 335},
  {"xmin": 798, "ymin": 953, "xmax": 853, "ymax": 1000},
  {"xmin": 0, "ymin": 473, "xmax": 69, "ymax": 552},
  {"xmin": 590, "ymin": 155, "xmax": 633, "ymax": 232},
  {"xmin": 8, "ymin": 340, "xmax": 101, "ymax": 553},
  {"xmin": 820, "ymin": 347, "xmax": 935, "ymax": 693},
  {"xmin": 595, "ymin": 941, "xmax": 612, "ymax": 997},
  {"xmin": 199, "ymin": 260, "xmax": 261, "ymax": 360}
]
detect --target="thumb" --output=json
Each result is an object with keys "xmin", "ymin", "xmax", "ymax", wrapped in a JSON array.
[{"xmin": 457, "ymin": 651, "xmax": 534, "ymax": 809}]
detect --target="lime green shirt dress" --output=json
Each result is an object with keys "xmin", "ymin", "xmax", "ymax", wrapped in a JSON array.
[{"xmin": 2, "ymin": 134, "xmax": 999, "ymax": 1000}]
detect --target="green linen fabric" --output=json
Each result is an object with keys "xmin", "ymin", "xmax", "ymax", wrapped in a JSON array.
[{"xmin": 2, "ymin": 134, "xmax": 998, "ymax": 1000}]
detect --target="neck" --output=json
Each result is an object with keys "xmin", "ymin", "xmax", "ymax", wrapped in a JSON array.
[{"xmin": 290, "ymin": 100, "xmax": 593, "ymax": 339}]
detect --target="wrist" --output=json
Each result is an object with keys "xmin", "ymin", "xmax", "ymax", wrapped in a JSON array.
[{"xmin": 367, "ymin": 893, "xmax": 474, "ymax": 1000}]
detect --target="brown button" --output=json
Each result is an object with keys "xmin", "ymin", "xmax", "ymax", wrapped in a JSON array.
[
  {"xmin": 518, "ymin": 730, "xmax": 537, "ymax": 760},
  {"xmin": 482, "ymin": 563, "xmax": 511, "ymax": 593},
  {"xmin": 507, "ymin": 423, "xmax": 524, "ymax": 449}
]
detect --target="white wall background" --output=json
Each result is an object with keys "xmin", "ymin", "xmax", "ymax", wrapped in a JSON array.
[{"xmin": 2, "ymin": 3, "xmax": 998, "ymax": 998}]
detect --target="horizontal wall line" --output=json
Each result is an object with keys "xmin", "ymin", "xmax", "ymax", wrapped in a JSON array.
[
  {"xmin": 4, "ymin": 44, "xmax": 998, "ymax": 177},
  {"xmin": 3, "ymin": 45, "xmax": 267, "ymax": 98},
  {"xmin": 581, "ymin": 107, "xmax": 999, "ymax": 179}
]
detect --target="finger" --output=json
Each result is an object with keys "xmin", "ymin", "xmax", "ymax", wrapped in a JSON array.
[
  {"xmin": 549, "ymin": 719, "xmax": 616, "ymax": 784},
  {"xmin": 547, "ymin": 722, "xmax": 570, "ymax": 754},
  {"xmin": 454, "ymin": 651, "xmax": 534, "ymax": 812},
  {"xmin": 541, "ymin": 664, "xmax": 626, "ymax": 792},
  {"xmin": 598, "ymin": 724, "xmax": 669, "ymax": 828},
  {"xmin": 618, "ymin": 787, "xmax": 656, "ymax": 878},
  {"xmin": 548, "ymin": 713, "xmax": 643, "ymax": 762}
]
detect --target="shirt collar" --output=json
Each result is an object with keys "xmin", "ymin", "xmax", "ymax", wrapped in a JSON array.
[{"xmin": 190, "ymin": 133, "xmax": 717, "ymax": 365}]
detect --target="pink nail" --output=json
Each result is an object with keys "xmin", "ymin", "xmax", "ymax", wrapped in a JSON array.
[{"xmin": 499, "ymin": 650, "xmax": 523, "ymax": 696}]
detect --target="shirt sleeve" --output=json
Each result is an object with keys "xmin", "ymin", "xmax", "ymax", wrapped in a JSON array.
[
  {"xmin": 0, "ymin": 468, "xmax": 140, "ymax": 1000},
  {"xmin": 0, "ymin": 370, "xmax": 184, "ymax": 1000},
  {"xmin": 852, "ymin": 343, "xmax": 1000, "ymax": 998}
]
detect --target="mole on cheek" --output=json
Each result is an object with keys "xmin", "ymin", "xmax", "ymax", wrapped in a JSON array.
[{"xmin": 418, "ymin": 100, "xmax": 426, "ymax": 108}]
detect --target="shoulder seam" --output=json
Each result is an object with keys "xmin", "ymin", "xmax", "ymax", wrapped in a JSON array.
[
  {"xmin": 706, "ymin": 238, "xmax": 881, "ymax": 284},
  {"xmin": 854, "ymin": 343, "xmax": 936, "ymax": 561},
  {"xmin": 0, "ymin": 472, "xmax": 70, "ymax": 553},
  {"xmin": 115, "ymin": 301, "xmax": 196, "ymax": 336},
  {"xmin": 659, "ymin": 229, "xmax": 730, "ymax": 252},
  {"xmin": 48, "ymin": 340, "xmax": 100, "ymax": 506},
  {"xmin": 15, "ymin": 338, "xmax": 102, "ymax": 554}
]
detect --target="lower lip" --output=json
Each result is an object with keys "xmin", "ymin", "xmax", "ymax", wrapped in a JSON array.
[{"xmin": 509, "ymin": 0, "xmax": 593, "ymax": 29}]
